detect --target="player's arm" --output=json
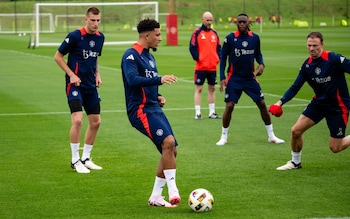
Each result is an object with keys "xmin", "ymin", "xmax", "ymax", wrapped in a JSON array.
[
  {"xmin": 95, "ymin": 59, "xmax": 102, "ymax": 88},
  {"xmin": 122, "ymin": 52, "xmax": 162, "ymax": 86},
  {"xmin": 254, "ymin": 36, "xmax": 264, "ymax": 76},
  {"xmin": 54, "ymin": 51, "xmax": 81, "ymax": 86},
  {"xmin": 219, "ymin": 36, "xmax": 230, "ymax": 92},
  {"xmin": 269, "ymin": 65, "xmax": 307, "ymax": 117},
  {"xmin": 189, "ymin": 30, "xmax": 199, "ymax": 61},
  {"xmin": 336, "ymin": 53, "xmax": 350, "ymax": 73}
]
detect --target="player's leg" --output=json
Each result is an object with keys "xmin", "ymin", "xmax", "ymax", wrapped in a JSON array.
[
  {"xmin": 207, "ymin": 72, "xmax": 220, "ymax": 119},
  {"xmin": 145, "ymin": 113, "xmax": 180, "ymax": 207},
  {"xmin": 194, "ymin": 71, "xmax": 205, "ymax": 120},
  {"xmin": 216, "ymin": 102, "xmax": 234, "ymax": 146},
  {"xmin": 255, "ymin": 99, "xmax": 284, "ymax": 144},
  {"xmin": 216, "ymin": 79, "xmax": 241, "ymax": 146},
  {"xmin": 329, "ymin": 137, "xmax": 350, "ymax": 153},
  {"xmin": 160, "ymin": 135, "xmax": 180, "ymax": 205},
  {"xmin": 68, "ymin": 99, "xmax": 90, "ymax": 173},
  {"xmin": 148, "ymin": 158, "xmax": 175, "ymax": 208},
  {"xmin": 327, "ymin": 109, "xmax": 350, "ymax": 153},
  {"xmin": 245, "ymin": 80, "xmax": 284, "ymax": 144},
  {"xmin": 276, "ymin": 114, "xmax": 315, "ymax": 170},
  {"xmin": 81, "ymin": 94, "xmax": 102, "ymax": 170}
]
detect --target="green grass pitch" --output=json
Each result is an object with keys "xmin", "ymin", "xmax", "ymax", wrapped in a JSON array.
[{"xmin": 0, "ymin": 24, "xmax": 350, "ymax": 218}]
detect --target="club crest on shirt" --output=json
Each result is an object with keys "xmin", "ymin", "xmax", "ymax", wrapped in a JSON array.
[
  {"xmin": 315, "ymin": 67, "xmax": 321, "ymax": 75},
  {"xmin": 89, "ymin": 40, "xmax": 95, "ymax": 48},
  {"xmin": 242, "ymin": 41, "xmax": 248, "ymax": 47},
  {"xmin": 149, "ymin": 60, "xmax": 155, "ymax": 68}
]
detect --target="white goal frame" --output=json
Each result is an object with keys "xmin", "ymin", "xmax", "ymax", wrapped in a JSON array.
[{"xmin": 32, "ymin": 2, "xmax": 158, "ymax": 47}]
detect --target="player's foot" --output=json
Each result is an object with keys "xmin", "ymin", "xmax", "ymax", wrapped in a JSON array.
[
  {"xmin": 169, "ymin": 190, "xmax": 181, "ymax": 206},
  {"xmin": 268, "ymin": 136, "xmax": 285, "ymax": 144},
  {"xmin": 276, "ymin": 160, "xmax": 302, "ymax": 170},
  {"xmin": 82, "ymin": 158, "xmax": 103, "ymax": 170},
  {"xmin": 195, "ymin": 114, "xmax": 202, "ymax": 120},
  {"xmin": 71, "ymin": 160, "xmax": 90, "ymax": 173},
  {"xmin": 209, "ymin": 113, "xmax": 221, "ymax": 119},
  {"xmin": 216, "ymin": 138, "xmax": 227, "ymax": 146},
  {"xmin": 148, "ymin": 195, "xmax": 177, "ymax": 208}
]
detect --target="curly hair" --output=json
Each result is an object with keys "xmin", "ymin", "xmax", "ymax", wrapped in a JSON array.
[{"xmin": 137, "ymin": 19, "xmax": 160, "ymax": 33}]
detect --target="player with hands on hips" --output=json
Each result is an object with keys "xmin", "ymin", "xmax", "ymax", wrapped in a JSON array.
[
  {"xmin": 216, "ymin": 13, "xmax": 284, "ymax": 146},
  {"xmin": 121, "ymin": 18, "xmax": 180, "ymax": 208},
  {"xmin": 272, "ymin": 32, "xmax": 350, "ymax": 170}
]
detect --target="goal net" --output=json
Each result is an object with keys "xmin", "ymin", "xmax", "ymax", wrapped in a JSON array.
[
  {"xmin": 30, "ymin": 1, "xmax": 158, "ymax": 48},
  {"xmin": 0, "ymin": 13, "xmax": 53, "ymax": 34}
]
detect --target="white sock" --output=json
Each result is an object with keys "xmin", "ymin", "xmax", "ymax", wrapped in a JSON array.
[
  {"xmin": 81, "ymin": 144, "xmax": 93, "ymax": 161},
  {"xmin": 292, "ymin": 151, "xmax": 301, "ymax": 164},
  {"xmin": 150, "ymin": 176, "xmax": 167, "ymax": 197},
  {"xmin": 209, "ymin": 103, "xmax": 215, "ymax": 115},
  {"xmin": 221, "ymin": 127, "xmax": 229, "ymax": 140},
  {"xmin": 70, "ymin": 143, "xmax": 80, "ymax": 163},
  {"xmin": 195, "ymin": 105, "xmax": 201, "ymax": 115},
  {"xmin": 163, "ymin": 169, "xmax": 178, "ymax": 194},
  {"xmin": 265, "ymin": 124, "xmax": 275, "ymax": 139}
]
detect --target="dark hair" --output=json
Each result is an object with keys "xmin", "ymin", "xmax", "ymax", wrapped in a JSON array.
[
  {"xmin": 237, "ymin": 13, "xmax": 251, "ymax": 30},
  {"xmin": 307, "ymin": 31, "xmax": 323, "ymax": 43},
  {"xmin": 237, "ymin": 13, "xmax": 249, "ymax": 18},
  {"xmin": 86, "ymin": 7, "xmax": 100, "ymax": 16},
  {"xmin": 137, "ymin": 18, "xmax": 160, "ymax": 33}
]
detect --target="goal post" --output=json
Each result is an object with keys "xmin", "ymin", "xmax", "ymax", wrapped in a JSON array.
[{"xmin": 31, "ymin": 1, "xmax": 158, "ymax": 48}]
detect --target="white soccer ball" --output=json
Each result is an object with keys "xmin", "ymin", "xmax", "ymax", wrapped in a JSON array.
[{"xmin": 188, "ymin": 188, "xmax": 214, "ymax": 212}]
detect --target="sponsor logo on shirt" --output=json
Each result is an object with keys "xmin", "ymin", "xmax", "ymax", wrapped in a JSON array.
[
  {"xmin": 82, "ymin": 49, "xmax": 99, "ymax": 59},
  {"xmin": 145, "ymin": 69, "xmax": 158, "ymax": 78}
]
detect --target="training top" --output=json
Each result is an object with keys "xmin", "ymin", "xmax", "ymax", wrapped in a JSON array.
[
  {"xmin": 220, "ymin": 30, "xmax": 264, "ymax": 81},
  {"xmin": 189, "ymin": 24, "xmax": 221, "ymax": 71},
  {"xmin": 58, "ymin": 27, "xmax": 104, "ymax": 89},
  {"xmin": 281, "ymin": 50, "xmax": 350, "ymax": 106},
  {"xmin": 121, "ymin": 43, "xmax": 163, "ymax": 117}
]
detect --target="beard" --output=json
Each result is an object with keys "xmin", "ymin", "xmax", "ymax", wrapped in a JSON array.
[{"xmin": 152, "ymin": 47, "xmax": 157, "ymax": 52}]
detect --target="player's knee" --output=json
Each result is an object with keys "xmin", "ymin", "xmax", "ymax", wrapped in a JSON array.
[
  {"xmin": 161, "ymin": 135, "xmax": 176, "ymax": 151},
  {"xmin": 91, "ymin": 119, "xmax": 101, "ymax": 129},
  {"xmin": 329, "ymin": 140, "xmax": 343, "ymax": 153},
  {"xmin": 291, "ymin": 125, "xmax": 303, "ymax": 138},
  {"xmin": 72, "ymin": 118, "xmax": 83, "ymax": 128}
]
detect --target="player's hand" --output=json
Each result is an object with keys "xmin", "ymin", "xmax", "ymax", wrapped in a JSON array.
[
  {"xmin": 269, "ymin": 104, "xmax": 283, "ymax": 117},
  {"xmin": 158, "ymin": 96, "xmax": 166, "ymax": 107},
  {"xmin": 70, "ymin": 74, "xmax": 81, "ymax": 87},
  {"xmin": 255, "ymin": 64, "xmax": 264, "ymax": 76},
  {"xmin": 96, "ymin": 73, "xmax": 102, "ymax": 88},
  {"xmin": 219, "ymin": 80, "xmax": 226, "ymax": 92},
  {"xmin": 161, "ymin": 75, "xmax": 177, "ymax": 85}
]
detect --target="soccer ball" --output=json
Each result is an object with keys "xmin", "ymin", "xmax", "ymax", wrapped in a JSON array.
[{"xmin": 188, "ymin": 188, "xmax": 214, "ymax": 212}]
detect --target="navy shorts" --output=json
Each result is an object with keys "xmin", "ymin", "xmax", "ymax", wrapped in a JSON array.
[
  {"xmin": 66, "ymin": 85, "xmax": 101, "ymax": 112},
  {"xmin": 225, "ymin": 77, "xmax": 264, "ymax": 103},
  {"xmin": 129, "ymin": 111, "xmax": 178, "ymax": 153},
  {"xmin": 303, "ymin": 99, "xmax": 349, "ymax": 138},
  {"xmin": 194, "ymin": 70, "xmax": 217, "ymax": 85}
]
